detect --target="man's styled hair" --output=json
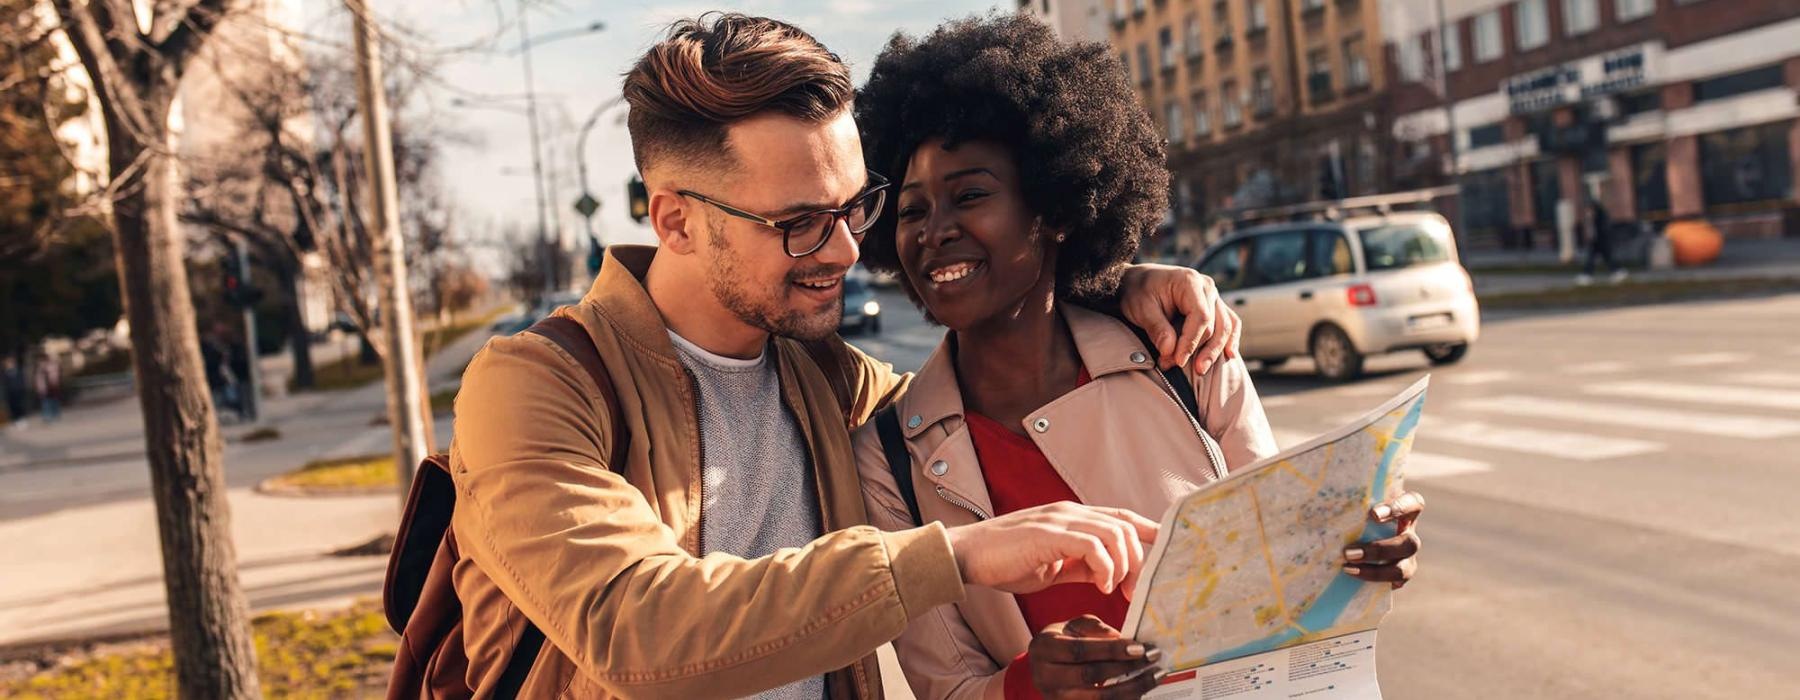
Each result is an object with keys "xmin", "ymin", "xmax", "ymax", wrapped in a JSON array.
[{"xmin": 623, "ymin": 13, "xmax": 854, "ymax": 177}]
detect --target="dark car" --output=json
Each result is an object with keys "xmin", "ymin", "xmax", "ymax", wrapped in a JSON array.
[{"xmin": 839, "ymin": 274, "xmax": 882, "ymax": 335}]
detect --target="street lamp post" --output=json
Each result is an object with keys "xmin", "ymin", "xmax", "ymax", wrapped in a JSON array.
[
  {"xmin": 505, "ymin": 10, "xmax": 604, "ymax": 295},
  {"xmin": 574, "ymin": 95, "xmax": 627, "ymax": 269}
]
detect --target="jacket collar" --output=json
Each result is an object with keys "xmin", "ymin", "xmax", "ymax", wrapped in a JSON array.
[
  {"xmin": 583, "ymin": 244, "xmax": 682, "ymax": 362},
  {"xmin": 897, "ymin": 304, "xmax": 1160, "ymax": 438}
]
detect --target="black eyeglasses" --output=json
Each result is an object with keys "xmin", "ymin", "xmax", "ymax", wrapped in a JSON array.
[{"xmin": 678, "ymin": 172, "xmax": 890, "ymax": 258}]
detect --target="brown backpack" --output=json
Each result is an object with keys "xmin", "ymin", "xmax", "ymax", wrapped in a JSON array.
[
  {"xmin": 381, "ymin": 317, "xmax": 857, "ymax": 699},
  {"xmin": 383, "ymin": 316, "xmax": 621, "ymax": 699}
]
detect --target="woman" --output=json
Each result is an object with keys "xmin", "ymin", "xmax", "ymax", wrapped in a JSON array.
[{"xmin": 851, "ymin": 15, "xmax": 1424, "ymax": 700}]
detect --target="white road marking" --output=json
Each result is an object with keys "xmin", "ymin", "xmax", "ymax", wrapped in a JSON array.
[
  {"xmin": 1422, "ymin": 418, "xmax": 1664, "ymax": 461},
  {"xmin": 1584, "ymin": 381, "xmax": 1800, "ymax": 412},
  {"xmin": 1563, "ymin": 361, "xmax": 1629, "ymax": 375},
  {"xmin": 1402, "ymin": 453, "xmax": 1493, "ymax": 480},
  {"xmin": 1721, "ymin": 372, "xmax": 1800, "ymax": 389},
  {"xmin": 1460, "ymin": 395, "xmax": 1800, "ymax": 439},
  {"xmin": 1260, "ymin": 394, "xmax": 1299, "ymax": 408},
  {"xmin": 1333, "ymin": 382, "xmax": 1409, "ymax": 398},
  {"xmin": 1667, "ymin": 352, "xmax": 1753, "ymax": 367},
  {"xmin": 1443, "ymin": 370, "xmax": 1515, "ymax": 386}
]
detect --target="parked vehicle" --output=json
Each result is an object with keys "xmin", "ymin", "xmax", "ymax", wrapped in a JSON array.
[
  {"xmin": 1194, "ymin": 212, "xmax": 1479, "ymax": 381},
  {"xmin": 840, "ymin": 272, "xmax": 882, "ymax": 335}
]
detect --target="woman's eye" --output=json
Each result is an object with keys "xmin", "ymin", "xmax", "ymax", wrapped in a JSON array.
[
  {"xmin": 897, "ymin": 205, "xmax": 925, "ymax": 221},
  {"xmin": 956, "ymin": 190, "xmax": 988, "ymax": 204}
]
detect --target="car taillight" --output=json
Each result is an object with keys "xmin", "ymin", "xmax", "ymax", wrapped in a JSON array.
[{"xmin": 1347, "ymin": 283, "xmax": 1378, "ymax": 307}]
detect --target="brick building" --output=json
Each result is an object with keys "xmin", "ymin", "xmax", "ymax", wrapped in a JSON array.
[
  {"xmin": 1104, "ymin": 0, "xmax": 1394, "ymax": 261},
  {"xmin": 1018, "ymin": 0, "xmax": 1112, "ymax": 42},
  {"xmin": 1386, "ymin": 0, "xmax": 1800, "ymax": 250}
]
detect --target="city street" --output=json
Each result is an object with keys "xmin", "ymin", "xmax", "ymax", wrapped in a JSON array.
[{"xmin": 852, "ymin": 288, "xmax": 1800, "ymax": 699}]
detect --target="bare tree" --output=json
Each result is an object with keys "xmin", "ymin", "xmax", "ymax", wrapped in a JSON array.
[{"xmin": 44, "ymin": 0, "xmax": 261, "ymax": 696}]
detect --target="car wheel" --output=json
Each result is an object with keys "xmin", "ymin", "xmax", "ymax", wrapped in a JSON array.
[
  {"xmin": 1424, "ymin": 343, "xmax": 1469, "ymax": 365},
  {"xmin": 1310, "ymin": 325, "xmax": 1364, "ymax": 382}
]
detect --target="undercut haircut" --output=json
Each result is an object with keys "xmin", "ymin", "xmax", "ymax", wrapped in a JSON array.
[{"xmin": 623, "ymin": 13, "xmax": 855, "ymax": 177}]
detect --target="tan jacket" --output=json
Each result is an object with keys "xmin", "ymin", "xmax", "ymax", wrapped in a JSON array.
[
  {"xmin": 449, "ymin": 245, "xmax": 965, "ymax": 698},
  {"xmin": 853, "ymin": 305, "xmax": 1279, "ymax": 700}
]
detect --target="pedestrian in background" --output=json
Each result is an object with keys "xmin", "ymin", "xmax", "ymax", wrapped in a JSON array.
[
  {"xmin": 33, "ymin": 352, "xmax": 62, "ymax": 422},
  {"xmin": 2, "ymin": 357, "xmax": 25, "ymax": 423},
  {"xmin": 1578, "ymin": 198, "xmax": 1627, "ymax": 286}
]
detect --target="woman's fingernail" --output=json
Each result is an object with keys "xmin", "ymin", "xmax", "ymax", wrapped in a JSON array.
[
  {"xmin": 1126, "ymin": 643, "xmax": 1146, "ymax": 657},
  {"xmin": 1145, "ymin": 647, "xmax": 1164, "ymax": 663},
  {"xmin": 1373, "ymin": 504, "xmax": 1393, "ymax": 521},
  {"xmin": 1343, "ymin": 565, "xmax": 1361, "ymax": 576},
  {"xmin": 1344, "ymin": 547, "xmax": 1364, "ymax": 561}
]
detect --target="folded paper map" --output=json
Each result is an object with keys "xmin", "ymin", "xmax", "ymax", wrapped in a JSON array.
[{"xmin": 1122, "ymin": 377, "xmax": 1428, "ymax": 700}]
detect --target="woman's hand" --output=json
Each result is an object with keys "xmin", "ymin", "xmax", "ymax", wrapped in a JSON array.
[
  {"xmin": 1027, "ymin": 615, "xmax": 1164, "ymax": 699},
  {"xmin": 1344, "ymin": 491, "xmax": 1425, "ymax": 589},
  {"xmin": 1118, "ymin": 264, "xmax": 1241, "ymax": 375}
]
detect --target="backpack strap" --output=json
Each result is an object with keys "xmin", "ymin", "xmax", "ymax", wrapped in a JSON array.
[
  {"xmin": 1123, "ymin": 321, "xmax": 1202, "ymax": 421},
  {"xmin": 474, "ymin": 315, "xmax": 619, "ymax": 698},
  {"xmin": 874, "ymin": 405, "xmax": 923, "ymax": 526}
]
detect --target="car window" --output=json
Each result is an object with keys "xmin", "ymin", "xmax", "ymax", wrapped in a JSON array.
[
  {"xmin": 1197, "ymin": 240, "xmax": 1254, "ymax": 292},
  {"xmin": 1248, "ymin": 230, "xmax": 1311, "ymax": 286},
  {"xmin": 1309, "ymin": 230, "xmax": 1354, "ymax": 277},
  {"xmin": 1358, "ymin": 223, "xmax": 1451, "ymax": 271}
]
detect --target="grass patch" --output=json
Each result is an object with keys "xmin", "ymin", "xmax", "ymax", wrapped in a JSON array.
[
  {"xmin": 0, "ymin": 600, "xmax": 396, "ymax": 699},
  {"xmin": 1480, "ymin": 276, "xmax": 1800, "ymax": 310},
  {"xmin": 295, "ymin": 305, "xmax": 510, "ymax": 393},
  {"xmin": 264, "ymin": 453, "xmax": 396, "ymax": 492}
]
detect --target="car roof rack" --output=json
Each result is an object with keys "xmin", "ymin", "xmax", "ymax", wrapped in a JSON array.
[{"xmin": 1224, "ymin": 186, "xmax": 1458, "ymax": 229}]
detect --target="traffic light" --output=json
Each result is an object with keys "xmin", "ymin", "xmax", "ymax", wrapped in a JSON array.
[{"xmin": 627, "ymin": 175, "xmax": 648, "ymax": 223}]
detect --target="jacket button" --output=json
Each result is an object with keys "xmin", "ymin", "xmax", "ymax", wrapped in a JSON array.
[
  {"xmin": 930, "ymin": 460, "xmax": 949, "ymax": 476},
  {"xmin": 907, "ymin": 414, "xmax": 922, "ymax": 429},
  {"xmin": 1130, "ymin": 351, "xmax": 1148, "ymax": 364},
  {"xmin": 1033, "ymin": 418, "xmax": 1051, "ymax": 433}
]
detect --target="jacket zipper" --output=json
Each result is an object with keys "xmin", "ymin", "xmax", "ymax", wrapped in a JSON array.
[
  {"xmin": 683, "ymin": 366, "xmax": 706, "ymax": 553},
  {"xmin": 934, "ymin": 485, "xmax": 992, "ymax": 521},
  {"xmin": 1152, "ymin": 369, "xmax": 1228, "ymax": 481}
]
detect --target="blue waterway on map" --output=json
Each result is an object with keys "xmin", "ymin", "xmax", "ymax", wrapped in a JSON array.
[{"xmin": 1203, "ymin": 392, "xmax": 1427, "ymax": 664}]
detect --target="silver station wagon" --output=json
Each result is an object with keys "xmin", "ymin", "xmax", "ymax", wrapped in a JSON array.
[{"xmin": 1196, "ymin": 212, "xmax": 1480, "ymax": 381}]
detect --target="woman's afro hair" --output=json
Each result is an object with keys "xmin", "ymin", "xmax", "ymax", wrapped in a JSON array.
[{"xmin": 854, "ymin": 13, "xmax": 1169, "ymax": 303}]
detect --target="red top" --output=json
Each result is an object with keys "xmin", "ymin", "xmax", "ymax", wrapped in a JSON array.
[{"xmin": 964, "ymin": 369, "xmax": 1130, "ymax": 699}]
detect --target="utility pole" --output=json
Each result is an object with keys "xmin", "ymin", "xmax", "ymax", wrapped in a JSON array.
[
  {"xmin": 1435, "ymin": 0, "xmax": 1468, "ymax": 249},
  {"xmin": 516, "ymin": 0, "xmax": 554, "ymax": 295},
  {"xmin": 234, "ymin": 237, "xmax": 262, "ymax": 422},
  {"xmin": 350, "ymin": 0, "xmax": 431, "ymax": 491}
]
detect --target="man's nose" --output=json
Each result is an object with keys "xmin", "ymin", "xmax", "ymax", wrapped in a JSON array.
[{"xmin": 810, "ymin": 215, "xmax": 860, "ymax": 267}]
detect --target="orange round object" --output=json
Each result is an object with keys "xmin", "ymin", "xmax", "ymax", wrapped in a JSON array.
[{"xmin": 1664, "ymin": 219, "xmax": 1723, "ymax": 267}]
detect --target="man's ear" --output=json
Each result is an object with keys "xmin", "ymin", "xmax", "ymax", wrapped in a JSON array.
[{"xmin": 650, "ymin": 188, "xmax": 698, "ymax": 255}]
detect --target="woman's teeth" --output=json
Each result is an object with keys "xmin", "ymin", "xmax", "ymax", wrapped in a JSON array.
[{"xmin": 930, "ymin": 262, "xmax": 978, "ymax": 284}]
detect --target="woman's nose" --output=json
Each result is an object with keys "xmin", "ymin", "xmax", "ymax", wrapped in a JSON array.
[{"xmin": 920, "ymin": 207, "xmax": 961, "ymax": 249}]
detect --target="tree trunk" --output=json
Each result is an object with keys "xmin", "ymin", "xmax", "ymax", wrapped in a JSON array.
[
  {"xmin": 277, "ymin": 262, "xmax": 314, "ymax": 389},
  {"xmin": 108, "ymin": 104, "xmax": 262, "ymax": 699}
]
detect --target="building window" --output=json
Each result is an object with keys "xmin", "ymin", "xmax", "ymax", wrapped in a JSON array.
[
  {"xmin": 1631, "ymin": 142, "xmax": 1669, "ymax": 216},
  {"xmin": 1472, "ymin": 10, "xmax": 1502, "ymax": 62},
  {"xmin": 1193, "ymin": 91, "xmax": 1212, "ymax": 135},
  {"xmin": 1463, "ymin": 168, "xmax": 1513, "ymax": 241},
  {"xmin": 1619, "ymin": 90, "xmax": 1660, "ymax": 117},
  {"xmin": 1247, "ymin": 0, "xmax": 1267, "ymax": 32},
  {"xmin": 1184, "ymin": 15, "xmax": 1204, "ymax": 58},
  {"xmin": 1342, "ymin": 36, "xmax": 1369, "ymax": 88},
  {"xmin": 1222, "ymin": 80, "xmax": 1243, "ymax": 126},
  {"xmin": 1693, "ymin": 64, "xmax": 1787, "ymax": 103},
  {"xmin": 1516, "ymin": 0, "xmax": 1550, "ymax": 51},
  {"xmin": 1215, "ymin": 2, "xmax": 1234, "ymax": 43},
  {"xmin": 1398, "ymin": 35, "xmax": 1427, "ymax": 83},
  {"xmin": 1133, "ymin": 0, "xmax": 1146, "ymax": 15},
  {"xmin": 1616, "ymin": 0, "xmax": 1655, "ymax": 21},
  {"xmin": 1699, "ymin": 121, "xmax": 1794, "ymax": 207},
  {"xmin": 1166, "ymin": 101, "xmax": 1185, "ymax": 142},
  {"xmin": 1307, "ymin": 47, "xmax": 1332, "ymax": 99},
  {"xmin": 1136, "ymin": 43, "xmax": 1152, "ymax": 85},
  {"xmin": 1252, "ymin": 67, "xmax": 1275, "ymax": 116},
  {"xmin": 1302, "ymin": 0, "xmax": 1325, "ymax": 10},
  {"xmin": 1159, "ymin": 27, "xmax": 1177, "ymax": 69},
  {"xmin": 1562, "ymin": 0, "xmax": 1598, "ymax": 35},
  {"xmin": 1439, "ymin": 24, "xmax": 1463, "ymax": 72},
  {"xmin": 1467, "ymin": 123, "xmax": 1506, "ymax": 149}
]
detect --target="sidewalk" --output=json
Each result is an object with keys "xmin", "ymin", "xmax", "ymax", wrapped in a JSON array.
[
  {"xmin": 0, "ymin": 321, "xmax": 498, "ymax": 650},
  {"xmin": 1466, "ymin": 237, "xmax": 1800, "ymax": 296}
]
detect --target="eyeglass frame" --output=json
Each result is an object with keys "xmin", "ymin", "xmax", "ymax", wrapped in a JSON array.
[{"xmin": 677, "ymin": 171, "xmax": 891, "ymax": 258}]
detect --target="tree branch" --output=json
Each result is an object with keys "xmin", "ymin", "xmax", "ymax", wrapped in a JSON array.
[{"xmin": 158, "ymin": 0, "xmax": 239, "ymax": 75}]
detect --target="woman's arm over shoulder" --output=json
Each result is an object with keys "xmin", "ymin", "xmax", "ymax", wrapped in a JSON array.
[{"xmin": 1188, "ymin": 356, "xmax": 1281, "ymax": 470}]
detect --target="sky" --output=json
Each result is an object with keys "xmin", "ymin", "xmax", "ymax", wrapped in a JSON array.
[{"xmin": 299, "ymin": 0, "xmax": 1008, "ymax": 262}]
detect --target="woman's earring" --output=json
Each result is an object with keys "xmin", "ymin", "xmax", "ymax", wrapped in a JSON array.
[{"xmin": 1055, "ymin": 232, "xmax": 1067, "ymax": 243}]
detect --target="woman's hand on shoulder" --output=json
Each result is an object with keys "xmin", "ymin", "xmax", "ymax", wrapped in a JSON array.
[{"xmin": 1118, "ymin": 264, "xmax": 1241, "ymax": 375}]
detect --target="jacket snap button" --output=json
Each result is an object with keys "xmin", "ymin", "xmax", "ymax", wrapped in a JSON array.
[
  {"xmin": 930, "ymin": 460, "xmax": 949, "ymax": 476},
  {"xmin": 1033, "ymin": 418, "xmax": 1050, "ymax": 433},
  {"xmin": 907, "ymin": 415, "xmax": 922, "ymax": 429},
  {"xmin": 1130, "ymin": 351, "xmax": 1148, "ymax": 364}
]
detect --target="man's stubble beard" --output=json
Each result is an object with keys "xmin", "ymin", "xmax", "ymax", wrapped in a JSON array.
[{"xmin": 705, "ymin": 217, "xmax": 843, "ymax": 342}]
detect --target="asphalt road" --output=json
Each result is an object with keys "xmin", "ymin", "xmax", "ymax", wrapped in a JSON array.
[{"xmin": 850, "ymin": 289, "xmax": 1800, "ymax": 699}]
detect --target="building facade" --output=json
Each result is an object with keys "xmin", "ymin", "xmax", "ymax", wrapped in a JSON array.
[
  {"xmin": 1105, "ymin": 0, "xmax": 1394, "ymax": 261},
  {"xmin": 1019, "ymin": 0, "xmax": 1112, "ymax": 42},
  {"xmin": 1386, "ymin": 0, "xmax": 1800, "ymax": 249}
]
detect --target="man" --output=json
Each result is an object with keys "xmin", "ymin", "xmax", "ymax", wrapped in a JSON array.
[
  {"xmin": 445, "ymin": 14, "xmax": 1240, "ymax": 698},
  {"xmin": 1577, "ymin": 196, "xmax": 1627, "ymax": 286}
]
